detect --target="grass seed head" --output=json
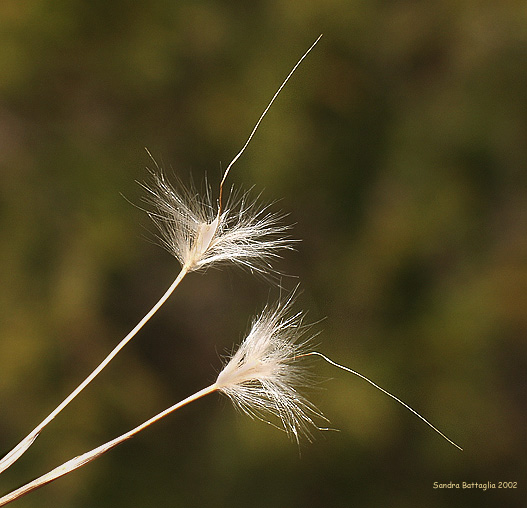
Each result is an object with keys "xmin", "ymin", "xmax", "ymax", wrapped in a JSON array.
[
  {"xmin": 142, "ymin": 167, "xmax": 295, "ymax": 277},
  {"xmin": 215, "ymin": 293, "xmax": 325, "ymax": 442}
]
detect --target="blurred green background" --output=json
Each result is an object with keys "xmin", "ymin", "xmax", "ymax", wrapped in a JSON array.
[{"xmin": 1, "ymin": 1, "xmax": 526, "ymax": 507}]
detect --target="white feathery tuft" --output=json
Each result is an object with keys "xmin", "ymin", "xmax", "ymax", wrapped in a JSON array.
[
  {"xmin": 215, "ymin": 293, "xmax": 324, "ymax": 442},
  {"xmin": 141, "ymin": 164, "xmax": 295, "ymax": 276}
]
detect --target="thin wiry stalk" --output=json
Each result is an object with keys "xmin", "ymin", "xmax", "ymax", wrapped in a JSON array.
[
  {"xmin": 0, "ymin": 266, "xmax": 190, "ymax": 476},
  {"xmin": 0, "ymin": 385, "xmax": 218, "ymax": 507}
]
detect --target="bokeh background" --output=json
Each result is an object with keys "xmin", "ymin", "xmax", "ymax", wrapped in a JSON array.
[{"xmin": 1, "ymin": 2, "xmax": 526, "ymax": 507}]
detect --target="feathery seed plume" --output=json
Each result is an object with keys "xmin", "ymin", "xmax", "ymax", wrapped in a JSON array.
[
  {"xmin": 142, "ymin": 165, "xmax": 295, "ymax": 276},
  {"xmin": 216, "ymin": 293, "xmax": 324, "ymax": 442}
]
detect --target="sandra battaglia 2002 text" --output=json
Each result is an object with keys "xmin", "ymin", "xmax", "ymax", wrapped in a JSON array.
[{"xmin": 433, "ymin": 481, "xmax": 517, "ymax": 491}]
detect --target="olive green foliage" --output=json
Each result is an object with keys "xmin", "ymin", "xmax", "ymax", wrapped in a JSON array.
[{"xmin": 0, "ymin": 2, "xmax": 525, "ymax": 507}]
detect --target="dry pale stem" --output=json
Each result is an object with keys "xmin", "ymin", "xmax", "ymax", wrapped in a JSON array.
[
  {"xmin": 0, "ymin": 384, "xmax": 218, "ymax": 506},
  {"xmin": 0, "ymin": 266, "xmax": 190, "ymax": 476}
]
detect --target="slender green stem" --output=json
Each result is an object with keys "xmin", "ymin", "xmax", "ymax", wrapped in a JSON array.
[
  {"xmin": 0, "ymin": 266, "xmax": 190, "ymax": 475},
  {"xmin": 0, "ymin": 384, "xmax": 218, "ymax": 506}
]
